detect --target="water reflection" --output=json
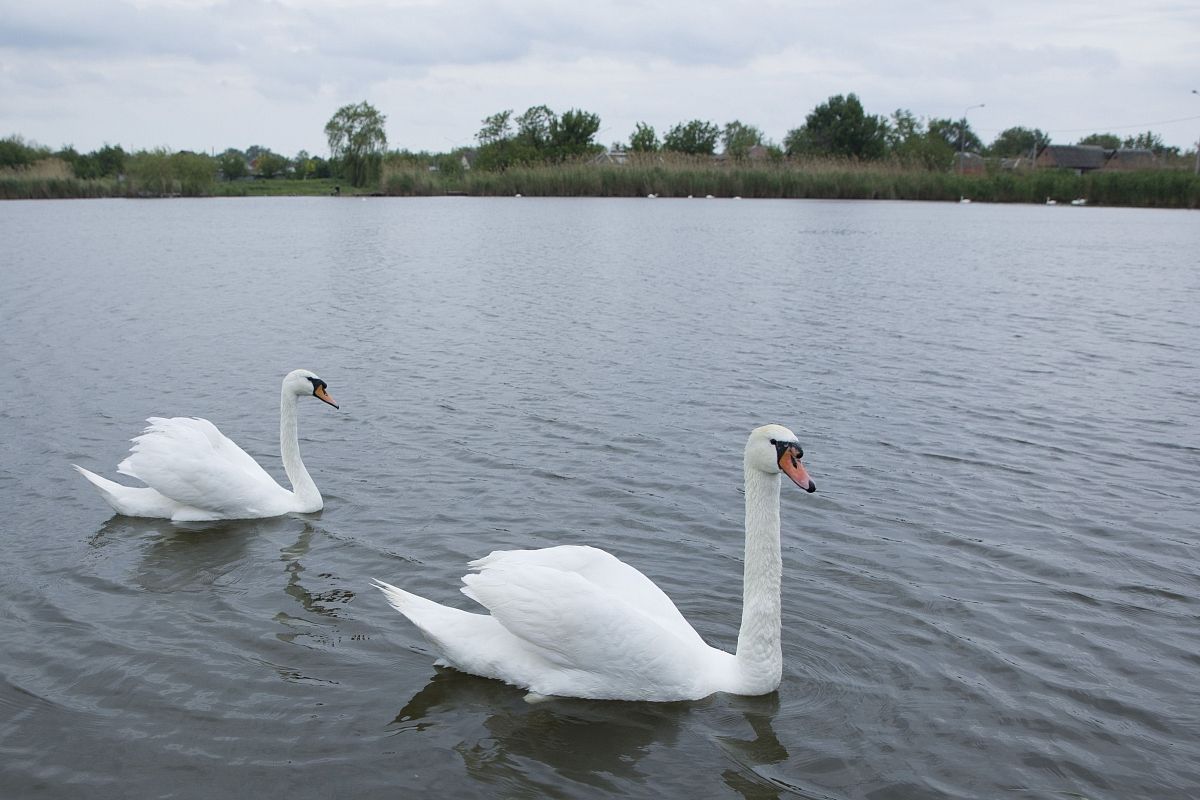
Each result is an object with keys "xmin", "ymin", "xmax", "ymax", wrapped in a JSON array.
[
  {"xmin": 88, "ymin": 514, "xmax": 350, "ymax": 686},
  {"xmin": 389, "ymin": 670, "xmax": 792, "ymax": 798},
  {"xmin": 716, "ymin": 694, "xmax": 793, "ymax": 800},
  {"xmin": 86, "ymin": 515, "xmax": 345, "ymax": 603},
  {"xmin": 389, "ymin": 669, "xmax": 686, "ymax": 791},
  {"xmin": 278, "ymin": 521, "xmax": 354, "ymax": 619},
  {"xmin": 88, "ymin": 515, "xmax": 285, "ymax": 592},
  {"xmin": 273, "ymin": 520, "xmax": 355, "ymax": 659}
]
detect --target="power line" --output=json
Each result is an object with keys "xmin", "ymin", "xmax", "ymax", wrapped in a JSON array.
[
  {"xmin": 1045, "ymin": 114, "xmax": 1200, "ymax": 134},
  {"xmin": 977, "ymin": 114, "xmax": 1200, "ymax": 137}
]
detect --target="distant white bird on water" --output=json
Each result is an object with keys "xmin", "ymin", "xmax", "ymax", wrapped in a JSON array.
[
  {"xmin": 75, "ymin": 369, "xmax": 339, "ymax": 522},
  {"xmin": 374, "ymin": 424, "xmax": 817, "ymax": 702}
]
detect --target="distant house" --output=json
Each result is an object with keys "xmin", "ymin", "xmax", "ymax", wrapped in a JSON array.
[
  {"xmin": 953, "ymin": 151, "xmax": 986, "ymax": 175},
  {"xmin": 1000, "ymin": 156, "xmax": 1035, "ymax": 171},
  {"xmin": 1104, "ymin": 148, "xmax": 1158, "ymax": 170},
  {"xmin": 593, "ymin": 149, "xmax": 629, "ymax": 165},
  {"xmin": 1036, "ymin": 145, "xmax": 1106, "ymax": 174},
  {"xmin": 710, "ymin": 145, "xmax": 774, "ymax": 163}
]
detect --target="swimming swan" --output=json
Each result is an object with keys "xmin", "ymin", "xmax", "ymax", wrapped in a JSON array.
[
  {"xmin": 374, "ymin": 424, "xmax": 816, "ymax": 701},
  {"xmin": 75, "ymin": 369, "xmax": 338, "ymax": 522}
]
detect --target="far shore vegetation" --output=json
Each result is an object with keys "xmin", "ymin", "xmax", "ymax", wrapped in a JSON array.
[{"xmin": 4, "ymin": 95, "xmax": 1199, "ymax": 208}]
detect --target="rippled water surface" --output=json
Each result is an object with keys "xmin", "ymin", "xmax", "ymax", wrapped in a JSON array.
[{"xmin": 1, "ymin": 197, "xmax": 1198, "ymax": 799}]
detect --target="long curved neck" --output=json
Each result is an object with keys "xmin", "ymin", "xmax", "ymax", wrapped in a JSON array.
[
  {"xmin": 280, "ymin": 389, "xmax": 321, "ymax": 510},
  {"xmin": 735, "ymin": 463, "xmax": 783, "ymax": 693}
]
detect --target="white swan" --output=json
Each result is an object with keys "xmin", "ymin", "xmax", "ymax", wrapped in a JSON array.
[
  {"xmin": 75, "ymin": 369, "xmax": 338, "ymax": 522},
  {"xmin": 374, "ymin": 424, "xmax": 816, "ymax": 701}
]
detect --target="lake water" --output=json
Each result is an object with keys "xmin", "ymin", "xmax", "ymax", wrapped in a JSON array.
[{"xmin": 1, "ymin": 196, "xmax": 1197, "ymax": 799}]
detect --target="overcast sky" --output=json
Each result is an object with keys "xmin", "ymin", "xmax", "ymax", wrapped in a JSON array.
[{"xmin": 3, "ymin": 0, "xmax": 1199, "ymax": 156}]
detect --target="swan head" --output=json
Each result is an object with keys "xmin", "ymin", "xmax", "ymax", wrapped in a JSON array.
[
  {"xmin": 746, "ymin": 424, "xmax": 815, "ymax": 492},
  {"xmin": 283, "ymin": 369, "xmax": 339, "ymax": 409}
]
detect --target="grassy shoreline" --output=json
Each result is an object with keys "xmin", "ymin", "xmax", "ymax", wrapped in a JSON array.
[{"xmin": 4, "ymin": 160, "xmax": 1198, "ymax": 208}]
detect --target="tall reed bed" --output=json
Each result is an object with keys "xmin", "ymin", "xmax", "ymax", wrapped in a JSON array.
[
  {"xmin": 381, "ymin": 154, "xmax": 1200, "ymax": 208},
  {"xmin": 0, "ymin": 159, "xmax": 121, "ymax": 199}
]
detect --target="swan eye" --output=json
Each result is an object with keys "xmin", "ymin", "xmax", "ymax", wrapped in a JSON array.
[{"xmin": 772, "ymin": 439, "xmax": 803, "ymax": 462}]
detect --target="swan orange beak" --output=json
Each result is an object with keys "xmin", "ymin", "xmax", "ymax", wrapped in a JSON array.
[
  {"xmin": 314, "ymin": 385, "xmax": 339, "ymax": 409},
  {"xmin": 778, "ymin": 446, "xmax": 816, "ymax": 493}
]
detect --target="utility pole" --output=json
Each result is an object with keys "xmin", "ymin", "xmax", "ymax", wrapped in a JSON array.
[
  {"xmin": 1193, "ymin": 91, "xmax": 1199, "ymax": 175},
  {"xmin": 960, "ymin": 103, "xmax": 985, "ymax": 174}
]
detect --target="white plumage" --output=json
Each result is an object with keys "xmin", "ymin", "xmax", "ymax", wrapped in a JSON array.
[
  {"xmin": 375, "ymin": 424, "xmax": 817, "ymax": 701},
  {"xmin": 75, "ymin": 369, "xmax": 338, "ymax": 522}
]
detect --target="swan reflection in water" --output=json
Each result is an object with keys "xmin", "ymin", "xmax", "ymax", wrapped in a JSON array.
[
  {"xmin": 86, "ymin": 514, "xmax": 344, "ymax": 609},
  {"xmin": 274, "ymin": 519, "xmax": 356, "ymax": 658},
  {"xmin": 87, "ymin": 514, "xmax": 350, "ymax": 686},
  {"xmin": 90, "ymin": 514, "xmax": 351, "ymax": 623},
  {"xmin": 278, "ymin": 520, "xmax": 354, "ymax": 618},
  {"xmin": 87, "ymin": 515, "xmax": 291, "ymax": 593},
  {"xmin": 387, "ymin": 670, "xmax": 791, "ymax": 799}
]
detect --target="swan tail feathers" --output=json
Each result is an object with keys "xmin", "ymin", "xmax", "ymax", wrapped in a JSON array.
[
  {"xmin": 372, "ymin": 579, "xmax": 440, "ymax": 618},
  {"xmin": 372, "ymin": 579, "xmax": 476, "ymax": 642},
  {"xmin": 74, "ymin": 465, "xmax": 125, "ymax": 510},
  {"xmin": 73, "ymin": 464, "xmax": 179, "ymax": 518},
  {"xmin": 373, "ymin": 579, "xmax": 520, "ymax": 681}
]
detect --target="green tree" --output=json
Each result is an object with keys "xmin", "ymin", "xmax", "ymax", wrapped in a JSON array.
[
  {"xmin": 55, "ymin": 145, "xmax": 83, "ymax": 175},
  {"xmin": 1077, "ymin": 133, "xmax": 1121, "ymax": 149},
  {"xmin": 325, "ymin": 101, "xmax": 388, "ymax": 187},
  {"xmin": 0, "ymin": 135, "xmax": 49, "ymax": 168},
  {"xmin": 884, "ymin": 109, "xmax": 954, "ymax": 169},
  {"xmin": 126, "ymin": 148, "xmax": 174, "ymax": 195},
  {"xmin": 254, "ymin": 151, "xmax": 290, "ymax": 179},
  {"xmin": 1122, "ymin": 131, "xmax": 1176, "ymax": 155},
  {"xmin": 927, "ymin": 117, "xmax": 982, "ymax": 154},
  {"xmin": 61, "ymin": 144, "xmax": 123, "ymax": 180},
  {"xmin": 92, "ymin": 144, "xmax": 126, "ymax": 178},
  {"xmin": 477, "ymin": 110, "xmax": 513, "ymax": 146},
  {"xmin": 218, "ymin": 149, "xmax": 248, "ymax": 180},
  {"xmin": 989, "ymin": 126, "xmax": 1050, "ymax": 158},
  {"xmin": 474, "ymin": 110, "xmax": 525, "ymax": 170},
  {"xmin": 550, "ymin": 108, "xmax": 602, "ymax": 159},
  {"xmin": 884, "ymin": 109, "xmax": 921, "ymax": 152},
  {"xmin": 722, "ymin": 120, "xmax": 764, "ymax": 158},
  {"xmin": 434, "ymin": 151, "xmax": 466, "ymax": 178},
  {"xmin": 663, "ymin": 119, "xmax": 720, "ymax": 155},
  {"xmin": 170, "ymin": 151, "xmax": 215, "ymax": 195},
  {"xmin": 516, "ymin": 105, "xmax": 556, "ymax": 149},
  {"xmin": 293, "ymin": 150, "xmax": 315, "ymax": 180},
  {"xmin": 629, "ymin": 122, "xmax": 659, "ymax": 152},
  {"xmin": 785, "ymin": 94, "xmax": 887, "ymax": 159}
]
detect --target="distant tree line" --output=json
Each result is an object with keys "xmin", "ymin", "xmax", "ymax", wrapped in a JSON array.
[
  {"xmin": 2, "ymin": 92, "xmax": 1193, "ymax": 197},
  {"xmin": 0, "ymin": 134, "xmax": 339, "ymax": 196},
  {"xmin": 471, "ymin": 105, "xmax": 604, "ymax": 170},
  {"xmin": 621, "ymin": 94, "xmax": 1185, "ymax": 166}
]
